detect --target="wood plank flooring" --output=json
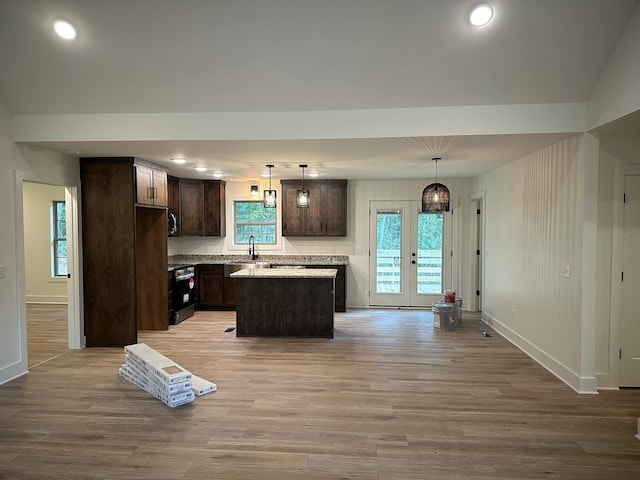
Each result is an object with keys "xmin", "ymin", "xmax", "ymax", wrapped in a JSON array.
[
  {"xmin": 26, "ymin": 303, "xmax": 70, "ymax": 368},
  {"xmin": 2, "ymin": 309, "xmax": 640, "ymax": 479}
]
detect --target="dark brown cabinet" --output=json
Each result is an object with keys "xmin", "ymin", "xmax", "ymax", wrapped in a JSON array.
[
  {"xmin": 305, "ymin": 264, "xmax": 346, "ymax": 312},
  {"xmin": 80, "ymin": 157, "xmax": 168, "ymax": 347},
  {"xmin": 236, "ymin": 276, "xmax": 334, "ymax": 338},
  {"xmin": 167, "ymin": 175, "xmax": 180, "ymax": 236},
  {"xmin": 197, "ymin": 264, "xmax": 236, "ymax": 310},
  {"xmin": 281, "ymin": 179, "xmax": 347, "ymax": 236},
  {"xmin": 199, "ymin": 263, "xmax": 346, "ymax": 312},
  {"xmin": 180, "ymin": 179, "xmax": 226, "ymax": 236},
  {"xmin": 135, "ymin": 162, "xmax": 167, "ymax": 207}
]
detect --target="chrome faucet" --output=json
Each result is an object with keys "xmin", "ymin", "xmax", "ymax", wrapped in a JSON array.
[{"xmin": 249, "ymin": 235, "xmax": 258, "ymax": 260}]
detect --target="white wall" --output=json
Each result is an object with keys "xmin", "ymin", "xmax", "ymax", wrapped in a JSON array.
[
  {"xmin": 23, "ymin": 182, "xmax": 68, "ymax": 304},
  {"xmin": 0, "ymin": 102, "xmax": 80, "ymax": 385},
  {"xmin": 471, "ymin": 135, "xmax": 603, "ymax": 393},
  {"xmin": 587, "ymin": 6, "xmax": 640, "ymax": 129}
]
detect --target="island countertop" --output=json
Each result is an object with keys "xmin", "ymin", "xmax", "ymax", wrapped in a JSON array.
[{"xmin": 231, "ymin": 268, "xmax": 338, "ymax": 279}]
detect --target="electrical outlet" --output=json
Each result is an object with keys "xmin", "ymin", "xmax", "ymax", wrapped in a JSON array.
[{"xmin": 564, "ymin": 265, "xmax": 571, "ymax": 278}]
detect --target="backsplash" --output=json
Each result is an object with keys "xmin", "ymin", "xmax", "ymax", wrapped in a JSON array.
[{"xmin": 169, "ymin": 254, "xmax": 349, "ymax": 266}]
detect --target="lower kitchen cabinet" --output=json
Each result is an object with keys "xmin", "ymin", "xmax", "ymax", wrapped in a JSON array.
[
  {"xmin": 196, "ymin": 263, "xmax": 346, "ymax": 312},
  {"xmin": 305, "ymin": 265, "xmax": 346, "ymax": 312},
  {"xmin": 197, "ymin": 264, "xmax": 236, "ymax": 310}
]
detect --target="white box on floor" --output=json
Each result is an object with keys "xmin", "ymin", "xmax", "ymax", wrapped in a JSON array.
[{"xmin": 124, "ymin": 343, "xmax": 192, "ymax": 385}]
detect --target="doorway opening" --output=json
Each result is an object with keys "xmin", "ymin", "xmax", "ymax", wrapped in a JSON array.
[{"xmin": 19, "ymin": 176, "xmax": 82, "ymax": 370}]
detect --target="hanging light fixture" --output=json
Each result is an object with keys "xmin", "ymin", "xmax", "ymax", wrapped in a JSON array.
[
  {"xmin": 296, "ymin": 164, "xmax": 310, "ymax": 208},
  {"xmin": 263, "ymin": 164, "xmax": 277, "ymax": 208},
  {"xmin": 422, "ymin": 157, "xmax": 450, "ymax": 213}
]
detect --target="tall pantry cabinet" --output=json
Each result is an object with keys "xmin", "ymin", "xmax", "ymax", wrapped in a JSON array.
[{"xmin": 80, "ymin": 157, "xmax": 168, "ymax": 347}]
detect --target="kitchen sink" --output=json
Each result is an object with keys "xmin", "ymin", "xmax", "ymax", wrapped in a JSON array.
[{"xmin": 224, "ymin": 261, "xmax": 271, "ymax": 277}]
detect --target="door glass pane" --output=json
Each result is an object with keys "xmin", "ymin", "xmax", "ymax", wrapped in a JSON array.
[
  {"xmin": 376, "ymin": 211, "xmax": 402, "ymax": 293},
  {"xmin": 416, "ymin": 213, "xmax": 443, "ymax": 294}
]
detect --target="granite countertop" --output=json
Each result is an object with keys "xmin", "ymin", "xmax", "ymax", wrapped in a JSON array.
[
  {"xmin": 168, "ymin": 254, "xmax": 348, "ymax": 266},
  {"xmin": 230, "ymin": 268, "xmax": 338, "ymax": 279}
]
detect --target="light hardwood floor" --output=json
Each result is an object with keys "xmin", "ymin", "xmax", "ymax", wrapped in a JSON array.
[
  {"xmin": 26, "ymin": 303, "xmax": 70, "ymax": 368},
  {"xmin": 2, "ymin": 309, "xmax": 640, "ymax": 479}
]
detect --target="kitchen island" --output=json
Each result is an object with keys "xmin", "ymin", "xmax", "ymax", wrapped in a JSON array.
[{"xmin": 231, "ymin": 268, "xmax": 337, "ymax": 338}]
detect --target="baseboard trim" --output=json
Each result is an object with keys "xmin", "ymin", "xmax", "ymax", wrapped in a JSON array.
[
  {"xmin": 0, "ymin": 360, "xmax": 28, "ymax": 386},
  {"xmin": 482, "ymin": 312, "xmax": 598, "ymax": 394}
]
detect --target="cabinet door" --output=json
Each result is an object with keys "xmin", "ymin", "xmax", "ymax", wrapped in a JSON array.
[
  {"xmin": 323, "ymin": 181, "xmax": 347, "ymax": 236},
  {"xmin": 222, "ymin": 276, "xmax": 237, "ymax": 308},
  {"xmin": 152, "ymin": 169, "xmax": 168, "ymax": 207},
  {"xmin": 180, "ymin": 180, "xmax": 204, "ymax": 235},
  {"xmin": 167, "ymin": 175, "xmax": 181, "ymax": 236},
  {"xmin": 304, "ymin": 182, "xmax": 325, "ymax": 235},
  {"xmin": 281, "ymin": 182, "xmax": 304, "ymax": 236},
  {"xmin": 198, "ymin": 265, "xmax": 224, "ymax": 307},
  {"xmin": 203, "ymin": 181, "xmax": 225, "ymax": 237},
  {"xmin": 135, "ymin": 165, "xmax": 155, "ymax": 206},
  {"xmin": 135, "ymin": 165, "xmax": 167, "ymax": 207}
]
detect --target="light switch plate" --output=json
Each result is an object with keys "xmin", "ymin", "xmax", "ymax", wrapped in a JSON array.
[{"xmin": 564, "ymin": 265, "xmax": 571, "ymax": 278}]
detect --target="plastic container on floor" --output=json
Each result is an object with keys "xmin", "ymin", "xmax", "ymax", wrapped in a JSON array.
[{"xmin": 432, "ymin": 302, "xmax": 455, "ymax": 331}]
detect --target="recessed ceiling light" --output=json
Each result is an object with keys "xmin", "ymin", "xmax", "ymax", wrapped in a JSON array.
[
  {"xmin": 194, "ymin": 166, "xmax": 207, "ymax": 172},
  {"xmin": 171, "ymin": 157, "xmax": 187, "ymax": 164},
  {"xmin": 212, "ymin": 172, "xmax": 223, "ymax": 178},
  {"xmin": 469, "ymin": 3, "xmax": 494, "ymax": 27},
  {"xmin": 54, "ymin": 19, "xmax": 77, "ymax": 40},
  {"xmin": 308, "ymin": 172, "xmax": 320, "ymax": 177}
]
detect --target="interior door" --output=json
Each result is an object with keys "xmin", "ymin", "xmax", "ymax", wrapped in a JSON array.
[
  {"xmin": 620, "ymin": 175, "xmax": 640, "ymax": 387},
  {"xmin": 369, "ymin": 201, "xmax": 444, "ymax": 307}
]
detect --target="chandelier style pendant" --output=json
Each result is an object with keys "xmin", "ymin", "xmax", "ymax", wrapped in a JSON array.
[{"xmin": 422, "ymin": 157, "xmax": 450, "ymax": 213}]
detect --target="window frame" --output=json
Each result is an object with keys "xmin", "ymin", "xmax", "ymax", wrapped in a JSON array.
[
  {"xmin": 232, "ymin": 199, "xmax": 278, "ymax": 247},
  {"xmin": 52, "ymin": 200, "xmax": 67, "ymax": 277}
]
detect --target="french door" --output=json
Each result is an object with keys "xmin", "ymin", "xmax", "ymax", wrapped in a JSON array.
[{"xmin": 369, "ymin": 201, "xmax": 447, "ymax": 307}]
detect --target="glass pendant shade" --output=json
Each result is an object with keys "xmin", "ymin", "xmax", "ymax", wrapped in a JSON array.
[
  {"xmin": 422, "ymin": 157, "xmax": 450, "ymax": 213},
  {"xmin": 263, "ymin": 189, "xmax": 277, "ymax": 208},
  {"xmin": 296, "ymin": 189, "xmax": 310, "ymax": 207},
  {"xmin": 263, "ymin": 164, "xmax": 276, "ymax": 208},
  {"xmin": 296, "ymin": 164, "xmax": 310, "ymax": 208}
]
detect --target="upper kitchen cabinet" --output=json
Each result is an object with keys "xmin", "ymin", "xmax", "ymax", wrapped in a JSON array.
[
  {"xmin": 134, "ymin": 161, "xmax": 167, "ymax": 207},
  {"xmin": 180, "ymin": 179, "xmax": 226, "ymax": 237},
  {"xmin": 281, "ymin": 179, "xmax": 347, "ymax": 236},
  {"xmin": 80, "ymin": 157, "xmax": 168, "ymax": 347},
  {"xmin": 167, "ymin": 175, "xmax": 180, "ymax": 236}
]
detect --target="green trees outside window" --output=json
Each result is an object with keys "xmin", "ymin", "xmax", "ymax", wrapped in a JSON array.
[{"xmin": 235, "ymin": 201, "xmax": 276, "ymax": 244}]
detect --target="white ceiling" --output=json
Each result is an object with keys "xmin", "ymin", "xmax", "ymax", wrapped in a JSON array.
[{"xmin": 1, "ymin": 0, "xmax": 638, "ymax": 180}]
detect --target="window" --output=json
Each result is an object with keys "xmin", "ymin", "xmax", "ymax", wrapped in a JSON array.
[
  {"xmin": 234, "ymin": 201, "xmax": 276, "ymax": 244},
  {"xmin": 52, "ymin": 201, "xmax": 67, "ymax": 277},
  {"xmin": 416, "ymin": 213, "xmax": 443, "ymax": 293}
]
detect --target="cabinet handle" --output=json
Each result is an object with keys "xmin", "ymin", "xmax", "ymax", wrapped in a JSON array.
[
  {"xmin": 153, "ymin": 187, "xmax": 158, "ymax": 199},
  {"xmin": 148, "ymin": 186, "xmax": 154, "ymax": 199}
]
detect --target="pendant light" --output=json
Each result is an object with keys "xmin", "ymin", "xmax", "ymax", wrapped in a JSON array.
[
  {"xmin": 296, "ymin": 164, "xmax": 310, "ymax": 208},
  {"xmin": 422, "ymin": 157, "xmax": 450, "ymax": 213},
  {"xmin": 263, "ymin": 164, "xmax": 277, "ymax": 208}
]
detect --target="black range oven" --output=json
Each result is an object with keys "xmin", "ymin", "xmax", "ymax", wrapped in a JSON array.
[{"xmin": 171, "ymin": 265, "xmax": 196, "ymax": 324}]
